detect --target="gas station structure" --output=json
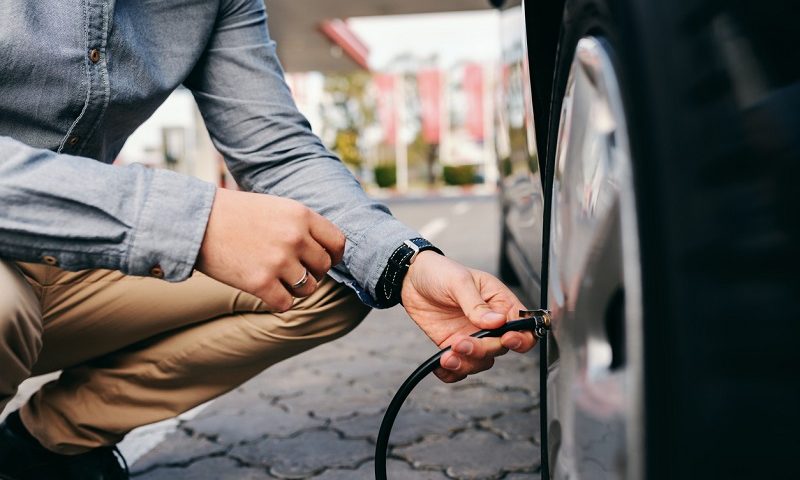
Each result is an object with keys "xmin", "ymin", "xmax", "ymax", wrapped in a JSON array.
[
  {"xmin": 117, "ymin": 0, "xmax": 500, "ymax": 193},
  {"xmin": 263, "ymin": 0, "xmax": 491, "ymax": 73}
]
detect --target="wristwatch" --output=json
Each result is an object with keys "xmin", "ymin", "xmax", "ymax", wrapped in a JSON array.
[{"xmin": 375, "ymin": 237, "xmax": 443, "ymax": 307}]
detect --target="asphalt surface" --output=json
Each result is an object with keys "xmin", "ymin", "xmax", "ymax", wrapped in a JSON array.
[{"xmin": 8, "ymin": 195, "xmax": 544, "ymax": 480}]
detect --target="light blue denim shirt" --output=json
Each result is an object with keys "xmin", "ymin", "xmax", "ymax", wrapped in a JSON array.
[{"xmin": 0, "ymin": 0, "xmax": 419, "ymax": 307}]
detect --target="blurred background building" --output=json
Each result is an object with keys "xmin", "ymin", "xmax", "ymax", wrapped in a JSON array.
[{"xmin": 115, "ymin": 0, "xmax": 503, "ymax": 195}]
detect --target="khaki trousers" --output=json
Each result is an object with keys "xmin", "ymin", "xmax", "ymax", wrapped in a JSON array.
[{"xmin": 0, "ymin": 260, "xmax": 369, "ymax": 455}]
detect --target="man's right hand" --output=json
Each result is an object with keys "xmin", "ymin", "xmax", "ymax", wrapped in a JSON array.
[{"xmin": 195, "ymin": 188, "xmax": 345, "ymax": 312}]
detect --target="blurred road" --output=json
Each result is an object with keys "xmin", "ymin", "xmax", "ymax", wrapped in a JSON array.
[{"xmin": 13, "ymin": 195, "xmax": 544, "ymax": 480}]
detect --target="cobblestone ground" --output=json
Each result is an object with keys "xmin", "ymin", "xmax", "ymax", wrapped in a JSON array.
[{"xmin": 132, "ymin": 300, "xmax": 542, "ymax": 479}]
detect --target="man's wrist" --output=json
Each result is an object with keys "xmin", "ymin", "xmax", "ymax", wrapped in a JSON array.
[
  {"xmin": 401, "ymin": 249, "xmax": 440, "ymax": 295},
  {"xmin": 374, "ymin": 238, "xmax": 443, "ymax": 307}
]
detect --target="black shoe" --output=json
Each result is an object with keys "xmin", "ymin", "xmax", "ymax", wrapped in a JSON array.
[{"xmin": 0, "ymin": 411, "xmax": 129, "ymax": 480}]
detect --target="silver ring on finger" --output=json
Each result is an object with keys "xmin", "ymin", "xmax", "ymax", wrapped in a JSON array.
[{"xmin": 291, "ymin": 269, "xmax": 309, "ymax": 290}]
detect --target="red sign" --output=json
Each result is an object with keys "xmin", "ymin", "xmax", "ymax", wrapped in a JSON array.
[
  {"xmin": 464, "ymin": 63, "xmax": 484, "ymax": 141},
  {"xmin": 374, "ymin": 74, "xmax": 396, "ymax": 145},
  {"xmin": 417, "ymin": 69, "xmax": 441, "ymax": 144}
]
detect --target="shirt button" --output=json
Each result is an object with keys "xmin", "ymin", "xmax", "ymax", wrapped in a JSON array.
[
  {"xmin": 149, "ymin": 265, "xmax": 164, "ymax": 279},
  {"xmin": 67, "ymin": 135, "xmax": 80, "ymax": 146},
  {"xmin": 89, "ymin": 48, "xmax": 101, "ymax": 64},
  {"xmin": 42, "ymin": 255, "xmax": 59, "ymax": 266}
]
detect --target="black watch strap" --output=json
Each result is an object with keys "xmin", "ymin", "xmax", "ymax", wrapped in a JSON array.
[{"xmin": 375, "ymin": 237, "xmax": 443, "ymax": 307}]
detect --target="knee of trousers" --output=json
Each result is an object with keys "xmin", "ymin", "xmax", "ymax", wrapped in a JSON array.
[
  {"xmin": 240, "ymin": 282, "xmax": 371, "ymax": 362},
  {"xmin": 144, "ymin": 282, "xmax": 372, "ymax": 377},
  {"xmin": 265, "ymin": 283, "xmax": 372, "ymax": 346},
  {"xmin": 0, "ymin": 261, "xmax": 43, "ymax": 392}
]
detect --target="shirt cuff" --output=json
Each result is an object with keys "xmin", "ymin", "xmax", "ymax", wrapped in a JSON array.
[
  {"xmin": 126, "ymin": 169, "xmax": 216, "ymax": 281},
  {"xmin": 339, "ymin": 215, "xmax": 420, "ymax": 308}
]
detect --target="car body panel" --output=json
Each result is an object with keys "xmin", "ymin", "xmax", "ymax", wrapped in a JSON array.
[{"xmin": 496, "ymin": 0, "xmax": 544, "ymax": 306}]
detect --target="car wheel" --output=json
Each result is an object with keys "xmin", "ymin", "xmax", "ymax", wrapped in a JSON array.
[
  {"xmin": 545, "ymin": 34, "xmax": 642, "ymax": 480},
  {"xmin": 541, "ymin": 0, "xmax": 800, "ymax": 479}
]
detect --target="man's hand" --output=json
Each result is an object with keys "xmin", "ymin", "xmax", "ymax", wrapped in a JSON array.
[
  {"xmin": 401, "ymin": 251, "xmax": 536, "ymax": 383},
  {"xmin": 196, "ymin": 188, "xmax": 345, "ymax": 311}
]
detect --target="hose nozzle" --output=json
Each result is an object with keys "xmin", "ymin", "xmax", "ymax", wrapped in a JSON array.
[{"xmin": 518, "ymin": 309, "xmax": 551, "ymax": 339}]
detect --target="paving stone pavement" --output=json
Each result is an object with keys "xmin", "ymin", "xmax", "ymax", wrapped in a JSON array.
[
  {"xmin": 132, "ymin": 301, "xmax": 542, "ymax": 480},
  {"xmin": 127, "ymin": 197, "xmax": 544, "ymax": 479}
]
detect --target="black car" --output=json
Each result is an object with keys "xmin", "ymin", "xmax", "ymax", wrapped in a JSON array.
[{"xmin": 492, "ymin": 0, "xmax": 799, "ymax": 478}]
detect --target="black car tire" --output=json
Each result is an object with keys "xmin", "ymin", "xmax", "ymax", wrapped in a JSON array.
[
  {"xmin": 541, "ymin": 0, "xmax": 800, "ymax": 479},
  {"xmin": 498, "ymin": 220, "xmax": 521, "ymax": 286}
]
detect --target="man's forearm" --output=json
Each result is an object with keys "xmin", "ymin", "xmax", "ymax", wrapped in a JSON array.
[
  {"xmin": 183, "ymin": 0, "xmax": 419, "ymax": 305},
  {"xmin": 0, "ymin": 136, "xmax": 215, "ymax": 280}
]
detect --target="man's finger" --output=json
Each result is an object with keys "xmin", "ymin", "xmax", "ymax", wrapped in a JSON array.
[
  {"xmin": 450, "ymin": 274, "xmax": 506, "ymax": 329},
  {"xmin": 440, "ymin": 349, "xmax": 496, "ymax": 377},
  {"xmin": 281, "ymin": 265, "xmax": 318, "ymax": 298},
  {"xmin": 255, "ymin": 280, "xmax": 295, "ymax": 313},
  {"xmin": 451, "ymin": 336, "xmax": 506, "ymax": 361},
  {"xmin": 301, "ymin": 238, "xmax": 333, "ymax": 280},
  {"xmin": 433, "ymin": 368, "xmax": 467, "ymax": 384},
  {"xmin": 500, "ymin": 331, "xmax": 536, "ymax": 353},
  {"xmin": 308, "ymin": 212, "xmax": 346, "ymax": 265}
]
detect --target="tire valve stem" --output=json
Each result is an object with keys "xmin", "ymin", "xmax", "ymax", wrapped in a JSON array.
[{"xmin": 519, "ymin": 309, "xmax": 552, "ymax": 339}]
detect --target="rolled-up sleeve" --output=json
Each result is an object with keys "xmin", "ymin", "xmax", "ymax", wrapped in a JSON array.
[
  {"xmin": 0, "ymin": 136, "xmax": 216, "ymax": 281},
  {"xmin": 183, "ymin": 0, "xmax": 418, "ymax": 307}
]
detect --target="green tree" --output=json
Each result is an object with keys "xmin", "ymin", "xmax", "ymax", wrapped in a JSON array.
[
  {"xmin": 323, "ymin": 72, "xmax": 375, "ymax": 170},
  {"xmin": 333, "ymin": 129, "xmax": 360, "ymax": 168}
]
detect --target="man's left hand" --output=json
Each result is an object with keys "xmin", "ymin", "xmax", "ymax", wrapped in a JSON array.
[{"xmin": 401, "ymin": 251, "xmax": 536, "ymax": 383}]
